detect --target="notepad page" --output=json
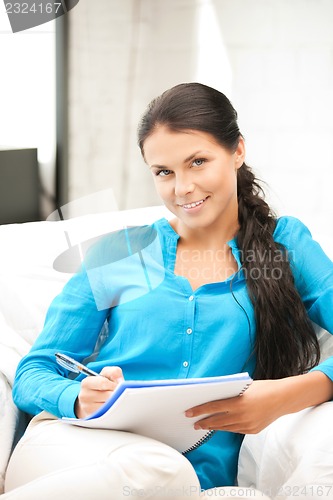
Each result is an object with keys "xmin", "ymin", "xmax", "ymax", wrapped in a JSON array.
[{"xmin": 63, "ymin": 377, "xmax": 251, "ymax": 452}]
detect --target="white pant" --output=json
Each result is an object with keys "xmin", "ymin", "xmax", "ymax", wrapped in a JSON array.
[{"xmin": 4, "ymin": 412, "xmax": 270, "ymax": 499}]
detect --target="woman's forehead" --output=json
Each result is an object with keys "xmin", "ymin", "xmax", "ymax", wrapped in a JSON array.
[{"xmin": 143, "ymin": 126, "xmax": 220, "ymax": 164}]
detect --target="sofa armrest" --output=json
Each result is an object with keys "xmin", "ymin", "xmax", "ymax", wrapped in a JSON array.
[
  {"xmin": 0, "ymin": 373, "xmax": 19, "ymax": 494},
  {"xmin": 238, "ymin": 402, "xmax": 333, "ymax": 498}
]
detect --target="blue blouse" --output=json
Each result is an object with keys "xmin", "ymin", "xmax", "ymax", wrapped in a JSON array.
[{"xmin": 13, "ymin": 216, "xmax": 333, "ymax": 490}]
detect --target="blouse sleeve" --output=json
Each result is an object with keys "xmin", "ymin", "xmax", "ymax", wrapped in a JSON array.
[
  {"xmin": 278, "ymin": 217, "xmax": 333, "ymax": 380},
  {"xmin": 12, "ymin": 265, "xmax": 109, "ymax": 419},
  {"xmin": 12, "ymin": 224, "xmax": 159, "ymax": 418}
]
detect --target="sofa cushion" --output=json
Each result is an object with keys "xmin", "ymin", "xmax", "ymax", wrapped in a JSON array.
[{"xmin": 0, "ymin": 206, "xmax": 171, "ymax": 492}]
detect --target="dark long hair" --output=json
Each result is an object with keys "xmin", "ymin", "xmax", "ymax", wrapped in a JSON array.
[{"xmin": 137, "ymin": 82, "xmax": 320, "ymax": 380}]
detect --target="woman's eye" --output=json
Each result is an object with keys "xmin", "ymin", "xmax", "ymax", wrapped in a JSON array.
[
  {"xmin": 192, "ymin": 158, "xmax": 205, "ymax": 167},
  {"xmin": 155, "ymin": 169, "xmax": 172, "ymax": 177}
]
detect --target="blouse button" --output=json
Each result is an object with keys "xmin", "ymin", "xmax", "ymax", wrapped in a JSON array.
[
  {"xmin": 183, "ymin": 361, "xmax": 189, "ymax": 367},
  {"xmin": 186, "ymin": 328, "xmax": 192, "ymax": 335},
  {"xmin": 188, "ymin": 295, "xmax": 194, "ymax": 301}
]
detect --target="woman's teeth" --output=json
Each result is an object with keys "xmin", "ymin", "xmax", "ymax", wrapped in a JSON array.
[{"xmin": 182, "ymin": 199, "xmax": 205, "ymax": 209}]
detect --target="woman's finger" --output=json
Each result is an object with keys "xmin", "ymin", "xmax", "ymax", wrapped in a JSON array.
[{"xmin": 100, "ymin": 365, "xmax": 124, "ymax": 383}]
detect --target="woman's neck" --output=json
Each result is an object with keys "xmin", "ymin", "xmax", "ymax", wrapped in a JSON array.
[{"xmin": 170, "ymin": 217, "xmax": 239, "ymax": 251}]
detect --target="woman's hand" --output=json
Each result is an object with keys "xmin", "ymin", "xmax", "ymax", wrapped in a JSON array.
[
  {"xmin": 185, "ymin": 380, "xmax": 285, "ymax": 434},
  {"xmin": 185, "ymin": 372, "xmax": 333, "ymax": 435},
  {"xmin": 75, "ymin": 366, "xmax": 124, "ymax": 419}
]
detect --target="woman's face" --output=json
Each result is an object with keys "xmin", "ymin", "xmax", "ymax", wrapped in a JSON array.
[{"xmin": 143, "ymin": 126, "xmax": 245, "ymax": 233}]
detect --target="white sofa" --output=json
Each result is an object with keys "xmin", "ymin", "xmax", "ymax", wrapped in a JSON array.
[{"xmin": 1, "ymin": 205, "xmax": 332, "ymax": 499}]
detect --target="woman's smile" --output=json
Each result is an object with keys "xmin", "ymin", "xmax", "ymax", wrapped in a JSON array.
[
  {"xmin": 143, "ymin": 125, "xmax": 244, "ymax": 235},
  {"xmin": 177, "ymin": 196, "xmax": 209, "ymax": 211}
]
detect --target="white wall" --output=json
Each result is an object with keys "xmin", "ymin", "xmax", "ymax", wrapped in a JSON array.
[
  {"xmin": 210, "ymin": 0, "xmax": 333, "ymax": 253},
  {"xmin": 67, "ymin": 0, "xmax": 333, "ymax": 253},
  {"xmin": 67, "ymin": 0, "xmax": 199, "ymax": 212}
]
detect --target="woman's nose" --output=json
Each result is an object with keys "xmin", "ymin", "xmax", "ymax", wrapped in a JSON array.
[{"xmin": 174, "ymin": 175, "xmax": 195, "ymax": 198}]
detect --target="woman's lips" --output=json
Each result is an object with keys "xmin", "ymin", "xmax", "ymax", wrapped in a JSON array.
[{"xmin": 178, "ymin": 196, "xmax": 208, "ymax": 211}]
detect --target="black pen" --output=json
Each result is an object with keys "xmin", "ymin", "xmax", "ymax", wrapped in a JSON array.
[{"xmin": 55, "ymin": 352, "xmax": 99, "ymax": 377}]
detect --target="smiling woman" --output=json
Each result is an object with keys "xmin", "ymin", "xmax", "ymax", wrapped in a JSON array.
[
  {"xmin": 141, "ymin": 125, "xmax": 245, "ymax": 290},
  {"xmin": 144, "ymin": 127, "xmax": 244, "ymax": 235},
  {"xmin": 4, "ymin": 83, "xmax": 333, "ymax": 499},
  {"xmin": 138, "ymin": 83, "xmax": 325, "ymax": 379}
]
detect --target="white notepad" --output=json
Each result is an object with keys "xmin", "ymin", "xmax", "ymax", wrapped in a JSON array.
[{"xmin": 62, "ymin": 372, "xmax": 252, "ymax": 454}]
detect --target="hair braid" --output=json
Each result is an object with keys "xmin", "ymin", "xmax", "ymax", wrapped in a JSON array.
[{"xmin": 237, "ymin": 163, "xmax": 320, "ymax": 379}]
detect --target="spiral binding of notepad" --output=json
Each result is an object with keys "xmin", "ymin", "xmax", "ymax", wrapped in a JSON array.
[
  {"xmin": 182, "ymin": 380, "xmax": 252, "ymax": 455},
  {"xmin": 182, "ymin": 430, "xmax": 216, "ymax": 455},
  {"xmin": 239, "ymin": 381, "xmax": 252, "ymax": 396}
]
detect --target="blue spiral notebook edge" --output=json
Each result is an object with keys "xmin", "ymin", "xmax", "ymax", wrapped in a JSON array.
[{"xmin": 83, "ymin": 372, "xmax": 252, "ymax": 421}]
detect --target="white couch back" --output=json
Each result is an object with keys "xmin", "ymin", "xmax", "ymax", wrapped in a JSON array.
[{"xmin": 0, "ymin": 206, "xmax": 171, "ymax": 382}]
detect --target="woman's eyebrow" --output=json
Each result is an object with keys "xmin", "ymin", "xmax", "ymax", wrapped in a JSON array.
[
  {"xmin": 150, "ymin": 150, "xmax": 210, "ymax": 170},
  {"xmin": 149, "ymin": 164, "xmax": 168, "ymax": 170}
]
